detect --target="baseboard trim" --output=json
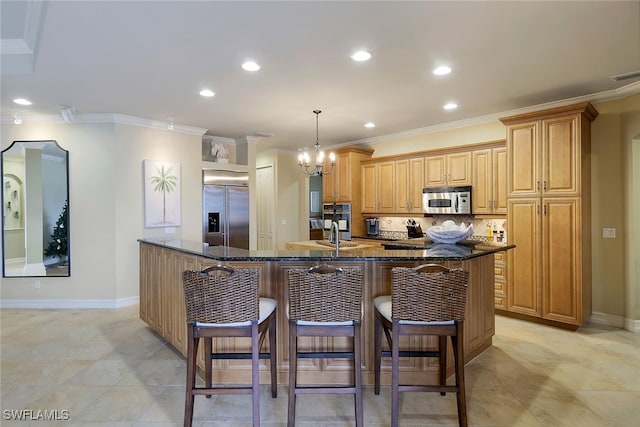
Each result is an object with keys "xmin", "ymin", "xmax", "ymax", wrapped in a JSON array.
[
  {"xmin": 625, "ymin": 318, "xmax": 640, "ymax": 333},
  {"xmin": 0, "ymin": 296, "xmax": 139, "ymax": 309},
  {"xmin": 590, "ymin": 311, "xmax": 640, "ymax": 332}
]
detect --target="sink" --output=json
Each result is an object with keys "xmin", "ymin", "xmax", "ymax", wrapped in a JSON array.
[{"xmin": 315, "ymin": 240, "xmax": 359, "ymax": 248}]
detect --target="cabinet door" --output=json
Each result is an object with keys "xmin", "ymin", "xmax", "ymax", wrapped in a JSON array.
[
  {"xmin": 377, "ymin": 161, "xmax": 395, "ymax": 212},
  {"xmin": 542, "ymin": 198, "xmax": 581, "ymax": 325},
  {"xmin": 542, "ymin": 115, "xmax": 580, "ymax": 196},
  {"xmin": 492, "ymin": 147, "xmax": 508, "ymax": 214},
  {"xmin": 322, "ymin": 163, "xmax": 337, "ymax": 202},
  {"xmin": 508, "ymin": 121, "xmax": 540, "ymax": 197},
  {"xmin": 424, "ymin": 155, "xmax": 447, "ymax": 187},
  {"xmin": 472, "ymin": 149, "xmax": 492, "ymax": 214},
  {"xmin": 395, "ymin": 159, "xmax": 410, "ymax": 212},
  {"xmin": 408, "ymin": 157, "xmax": 425, "ymax": 213},
  {"xmin": 361, "ymin": 163, "xmax": 377, "ymax": 212},
  {"xmin": 447, "ymin": 151, "xmax": 472, "ymax": 186},
  {"xmin": 335, "ymin": 151, "xmax": 352, "ymax": 201},
  {"xmin": 507, "ymin": 199, "xmax": 541, "ymax": 317}
]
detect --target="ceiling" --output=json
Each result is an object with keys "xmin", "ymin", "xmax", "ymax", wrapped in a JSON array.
[{"xmin": 2, "ymin": 1, "xmax": 639, "ymax": 153}]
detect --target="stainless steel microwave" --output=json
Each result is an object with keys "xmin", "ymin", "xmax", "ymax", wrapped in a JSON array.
[{"xmin": 422, "ymin": 186, "xmax": 472, "ymax": 215}]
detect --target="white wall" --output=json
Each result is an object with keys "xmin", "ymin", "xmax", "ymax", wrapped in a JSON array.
[{"xmin": 1, "ymin": 120, "xmax": 203, "ymax": 307}]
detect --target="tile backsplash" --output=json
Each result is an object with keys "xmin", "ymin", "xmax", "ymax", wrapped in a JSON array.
[{"xmin": 375, "ymin": 216, "xmax": 507, "ymax": 243}]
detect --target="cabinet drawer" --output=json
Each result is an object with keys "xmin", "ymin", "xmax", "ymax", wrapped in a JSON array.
[
  {"xmin": 494, "ymin": 252, "xmax": 504, "ymax": 262},
  {"xmin": 494, "ymin": 266, "xmax": 506, "ymax": 280}
]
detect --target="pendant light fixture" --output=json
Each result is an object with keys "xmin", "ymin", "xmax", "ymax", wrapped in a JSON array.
[{"xmin": 298, "ymin": 110, "xmax": 335, "ymax": 177}]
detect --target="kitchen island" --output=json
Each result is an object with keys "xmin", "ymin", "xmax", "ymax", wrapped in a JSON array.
[{"xmin": 138, "ymin": 238, "xmax": 512, "ymax": 386}]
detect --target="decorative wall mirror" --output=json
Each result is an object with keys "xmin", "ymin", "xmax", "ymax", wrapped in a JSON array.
[{"xmin": 2, "ymin": 140, "xmax": 70, "ymax": 277}]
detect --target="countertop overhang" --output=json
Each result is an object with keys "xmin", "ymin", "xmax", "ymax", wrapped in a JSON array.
[{"xmin": 138, "ymin": 237, "xmax": 514, "ymax": 262}]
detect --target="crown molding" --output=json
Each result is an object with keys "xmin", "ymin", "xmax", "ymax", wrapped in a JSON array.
[
  {"xmin": 346, "ymin": 81, "xmax": 640, "ymax": 148},
  {"xmin": 203, "ymin": 135, "xmax": 237, "ymax": 145},
  {"xmin": 0, "ymin": 113, "xmax": 207, "ymax": 136}
]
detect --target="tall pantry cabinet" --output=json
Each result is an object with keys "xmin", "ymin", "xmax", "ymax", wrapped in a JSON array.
[{"xmin": 500, "ymin": 102, "xmax": 598, "ymax": 328}]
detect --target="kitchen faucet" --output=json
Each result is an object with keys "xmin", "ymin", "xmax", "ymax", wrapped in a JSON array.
[{"xmin": 329, "ymin": 221, "xmax": 340, "ymax": 253}]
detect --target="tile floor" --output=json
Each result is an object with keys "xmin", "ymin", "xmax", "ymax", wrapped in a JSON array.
[{"xmin": 1, "ymin": 306, "xmax": 639, "ymax": 426}]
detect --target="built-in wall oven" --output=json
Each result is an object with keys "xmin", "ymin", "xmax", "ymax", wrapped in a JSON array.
[{"xmin": 322, "ymin": 203, "xmax": 351, "ymax": 240}]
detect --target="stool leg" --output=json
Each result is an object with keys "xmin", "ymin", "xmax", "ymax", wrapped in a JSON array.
[
  {"xmin": 184, "ymin": 328, "xmax": 198, "ymax": 427},
  {"xmin": 453, "ymin": 324, "xmax": 468, "ymax": 427},
  {"xmin": 391, "ymin": 323, "xmax": 400, "ymax": 427},
  {"xmin": 354, "ymin": 322, "xmax": 363, "ymax": 427},
  {"xmin": 204, "ymin": 337, "xmax": 212, "ymax": 398},
  {"xmin": 374, "ymin": 313, "xmax": 382, "ymax": 395},
  {"xmin": 269, "ymin": 313, "xmax": 278, "ymax": 398},
  {"xmin": 251, "ymin": 322, "xmax": 260, "ymax": 427},
  {"xmin": 287, "ymin": 322, "xmax": 297, "ymax": 427},
  {"xmin": 439, "ymin": 335, "xmax": 447, "ymax": 396}
]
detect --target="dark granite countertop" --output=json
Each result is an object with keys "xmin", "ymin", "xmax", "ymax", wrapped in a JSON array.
[{"xmin": 138, "ymin": 238, "xmax": 514, "ymax": 262}]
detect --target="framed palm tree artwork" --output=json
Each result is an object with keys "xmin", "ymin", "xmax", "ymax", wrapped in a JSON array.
[{"xmin": 143, "ymin": 160, "xmax": 181, "ymax": 227}]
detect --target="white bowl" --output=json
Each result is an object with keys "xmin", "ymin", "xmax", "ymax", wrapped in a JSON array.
[{"xmin": 426, "ymin": 224, "xmax": 474, "ymax": 244}]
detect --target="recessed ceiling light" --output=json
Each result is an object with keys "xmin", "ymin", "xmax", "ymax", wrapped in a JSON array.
[
  {"xmin": 443, "ymin": 102, "xmax": 458, "ymax": 110},
  {"xmin": 13, "ymin": 98, "xmax": 32, "ymax": 106},
  {"xmin": 351, "ymin": 50, "xmax": 372, "ymax": 62},
  {"xmin": 199, "ymin": 89, "xmax": 215, "ymax": 97},
  {"xmin": 364, "ymin": 122, "xmax": 375, "ymax": 128},
  {"xmin": 433, "ymin": 66, "xmax": 452, "ymax": 76},
  {"xmin": 242, "ymin": 61, "xmax": 260, "ymax": 71}
]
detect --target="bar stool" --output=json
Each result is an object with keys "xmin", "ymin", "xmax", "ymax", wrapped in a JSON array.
[
  {"xmin": 373, "ymin": 264, "xmax": 469, "ymax": 427},
  {"xmin": 182, "ymin": 265, "xmax": 277, "ymax": 427},
  {"xmin": 287, "ymin": 264, "xmax": 363, "ymax": 427}
]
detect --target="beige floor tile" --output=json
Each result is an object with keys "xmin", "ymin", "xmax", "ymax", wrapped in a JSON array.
[
  {"xmin": 2, "ymin": 308, "xmax": 638, "ymax": 426},
  {"xmin": 72, "ymin": 385, "xmax": 165, "ymax": 422}
]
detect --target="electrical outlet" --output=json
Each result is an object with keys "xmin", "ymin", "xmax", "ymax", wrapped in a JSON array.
[
  {"xmin": 281, "ymin": 219, "xmax": 287, "ymax": 225},
  {"xmin": 602, "ymin": 228, "xmax": 616, "ymax": 239}
]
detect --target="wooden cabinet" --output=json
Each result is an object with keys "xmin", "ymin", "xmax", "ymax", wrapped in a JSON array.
[
  {"xmin": 361, "ymin": 160, "xmax": 395, "ymax": 213},
  {"xmin": 494, "ymin": 251, "xmax": 507, "ymax": 310},
  {"xmin": 472, "ymin": 146, "xmax": 507, "ymax": 215},
  {"xmin": 322, "ymin": 147, "xmax": 373, "ymax": 203},
  {"xmin": 424, "ymin": 151, "xmax": 472, "ymax": 187},
  {"xmin": 322, "ymin": 146, "xmax": 373, "ymax": 236},
  {"xmin": 139, "ymin": 243, "xmax": 197, "ymax": 355},
  {"xmin": 394, "ymin": 157, "xmax": 424, "ymax": 213},
  {"xmin": 500, "ymin": 102, "xmax": 597, "ymax": 328},
  {"xmin": 507, "ymin": 114, "xmax": 584, "ymax": 198}
]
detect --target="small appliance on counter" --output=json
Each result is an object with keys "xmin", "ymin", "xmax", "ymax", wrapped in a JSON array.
[
  {"xmin": 366, "ymin": 218, "xmax": 380, "ymax": 236},
  {"xmin": 406, "ymin": 218, "xmax": 423, "ymax": 238}
]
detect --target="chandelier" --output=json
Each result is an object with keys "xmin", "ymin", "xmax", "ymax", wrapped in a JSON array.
[{"xmin": 298, "ymin": 110, "xmax": 335, "ymax": 177}]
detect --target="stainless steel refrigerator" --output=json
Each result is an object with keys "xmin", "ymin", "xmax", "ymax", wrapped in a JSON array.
[{"xmin": 203, "ymin": 170, "xmax": 249, "ymax": 249}]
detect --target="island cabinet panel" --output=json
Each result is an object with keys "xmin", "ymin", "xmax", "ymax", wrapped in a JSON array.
[
  {"xmin": 501, "ymin": 102, "xmax": 596, "ymax": 328},
  {"xmin": 139, "ymin": 240, "xmax": 502, "ymax": 386}
]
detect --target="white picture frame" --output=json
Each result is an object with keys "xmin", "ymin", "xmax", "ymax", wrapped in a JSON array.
[{"xmin": 144, "ymin": 160, "xmax": 181, "ymax": 228}]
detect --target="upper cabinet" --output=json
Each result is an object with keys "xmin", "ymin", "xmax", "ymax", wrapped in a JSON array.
[
  {"xmin": 322, "ymin": 147, "xmax": 373, "ymax": 203},
  {"xmin": 424, "ymin": 151, "xmax": 472, "ymax": 187},
  {"xmin": 361, "ymin": 160, "xmax": 395, "ymax": 213},
  {"xmin": 472, "ymin": 145, "xmax": 507, "ymax": 215},
  {"xmin": 504, "ymin": 106, "xmax": 597, "ymax": 198},
  {"xmin": 395, "ymin": 157, "xmax": 424, "ymax": 213}
]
